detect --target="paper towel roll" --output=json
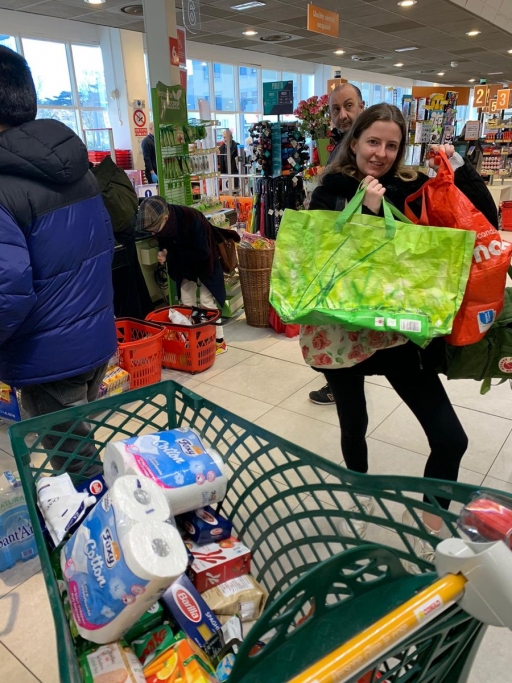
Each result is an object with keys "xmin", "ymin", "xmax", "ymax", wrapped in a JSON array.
[
  {"xmin": 61, "ymin": 475, "xmax": 187, "ymax": 644},
  {"xmin": 103, "ymin": 429, "xmax": 228, "ymax": 516}
]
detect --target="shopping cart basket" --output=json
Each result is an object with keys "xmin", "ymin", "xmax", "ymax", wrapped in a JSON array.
[{"xmin": 8, "ymin": 381, "xmax": 512, "ymax": 683}]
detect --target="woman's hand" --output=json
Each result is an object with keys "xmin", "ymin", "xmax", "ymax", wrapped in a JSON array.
[
  {"xmin": 157, "ymin": 249, "xmax": 167, "ymax": 265},
  {"xmin": 361, "ymin": 176, "xmax": 386, "ymax": 214},
  {"xmin": 429, "ymin": 144, "xmax": 454, "ymax": 169}
]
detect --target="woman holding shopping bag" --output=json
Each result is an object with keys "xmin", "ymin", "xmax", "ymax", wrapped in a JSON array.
[{"xmin": 306, "ymin": 103, "xmax": 497, "ymax": 564}]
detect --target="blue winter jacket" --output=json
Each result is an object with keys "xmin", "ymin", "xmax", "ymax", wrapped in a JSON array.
[{"xmin": 0, "ymin": 120, "xmax": 117, "ymax": 386}]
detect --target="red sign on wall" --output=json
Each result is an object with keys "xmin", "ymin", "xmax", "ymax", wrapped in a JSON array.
[
  {"xmin": 177, "ymin": 27, "xmax": 187, "ymax": 67},
  {"xmin": 169, "ymin": 37, "xmax": 180, "ymax": 67},
  {"xmin": 179, "ymin": 68, "xmax": 187, "ymax": 89}
]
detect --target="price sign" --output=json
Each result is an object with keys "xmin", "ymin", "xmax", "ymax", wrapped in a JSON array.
[
  {"xmin": 497, "ymin": 89, "xmax": 511, "ymax": 110},
  {"xmin": 473, "ymin": 84, "xmax": 489, "ymax": 109}
]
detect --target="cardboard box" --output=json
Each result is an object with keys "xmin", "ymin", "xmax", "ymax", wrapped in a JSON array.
[
  {"xmin": 185, "ymin": 536, "xmax": 251, "ymax": 593},
  {"xmin": 179, "ymin": 507, "xmax": 233, "ymax": 546},
  {"xmin": 161, "ymin": 575, "xmax": 222, "ymax": 653}
]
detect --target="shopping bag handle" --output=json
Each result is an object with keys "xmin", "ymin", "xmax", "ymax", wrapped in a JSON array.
[
  {"xmin": 404, "ymin": 149, "xmax": 453, "ymax": 226},
  {"xmin": 334, "ymin": 185, "xmax": 412, "ymax": 239}
]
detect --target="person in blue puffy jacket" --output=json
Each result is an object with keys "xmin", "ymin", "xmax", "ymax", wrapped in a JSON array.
[{"xmin": 0, "ymin": 46, "xmax": 117, "ymax": 475}]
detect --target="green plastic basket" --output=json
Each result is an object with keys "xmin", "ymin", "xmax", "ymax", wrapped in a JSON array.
[{"xmin": 8, "ymin": 381, "xmax": 509, "ymax": 683}]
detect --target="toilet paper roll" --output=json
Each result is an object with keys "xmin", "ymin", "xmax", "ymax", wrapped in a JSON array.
[
  {"xmin": 103, "ymin": 429, "xmax": 228, "ymax": 516},
  {"xmin": 61, "ymin": 476, "xmax": 188, "ymax": 644}
]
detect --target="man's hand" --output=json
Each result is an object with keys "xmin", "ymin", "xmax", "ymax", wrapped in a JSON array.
[
  {"xmin": 361, "ymin": 175, "xmax": 386, "ymax": 214},
  {"xmin": 157, "ymin": 249, "xmax": 167, "ymax": 265}
]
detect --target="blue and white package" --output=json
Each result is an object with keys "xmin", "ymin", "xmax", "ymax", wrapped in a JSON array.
[
  {"xmin": 103, "ymin": 429, "xmax": 228, "ymax": 516},
  {"xmin": 60, "ymin": 474, "xmax": 188, "ymax": 645},
  {"xmin": 0, "ymin": 470, "xmax": 38, "ymax": 572}
]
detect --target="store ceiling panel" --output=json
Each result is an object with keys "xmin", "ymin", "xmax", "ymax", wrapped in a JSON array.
[{"xmin": 2, "ymin": 0, "xmax": 512, "ymax": 84}]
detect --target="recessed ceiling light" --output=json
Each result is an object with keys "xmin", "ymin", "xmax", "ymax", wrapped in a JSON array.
[
  {"xmin": 333, "ymin": 50, "xmax": 345, "ymax": 55},
  {"xmin": 394, "ymin": 62, "xmax": 404, "ymax": 67},
  {"xmin": 395, "ymin": 46, "xmax": 418, "ymax": 52},
  {"xmin": 231, "ymin": 1, "xmax": 265, "ymax": 9},
  {"xmin": 243, "ymin": 30, "xmax": 258, "ymax": 36},
  {"xmin": 120, "ymin": 4, "xmax": 143, "ymax": 14},
  {"xmin": 397, "ymin": 1, "xmax": 417, "ymax": 6},
  {"xmin": 85, "ymin": 0, "xmax": 106, "ymax": 4},
  {"xmin": 437, "ymin": 72, "xmax": 445, "ymax": 76},
  {"xmin": 468, "ymin": 78, "xmax": 476, "ymax": 82},
  {"xmin": 466, "ymin": 30, "xmax": 481, "ymax": 36}
]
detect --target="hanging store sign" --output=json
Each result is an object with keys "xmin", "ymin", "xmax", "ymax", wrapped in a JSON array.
[
  {"xmin": 497, "ymin": 89, "xmax": 511, "ymax": 110},
  {"xmin": 263, "ymin": 80, "xmax": 294, "ymax": 116},
  {"xmin": 307, "ymin": 3, "xmax": 339, "ymax": 37},
  {"xmin": 464, "ymin": 121, "xmax": 481, "ymax": 140},
  {"xmin": 473, "ymin": 84, "xmax": 489, "ymax": 109}
]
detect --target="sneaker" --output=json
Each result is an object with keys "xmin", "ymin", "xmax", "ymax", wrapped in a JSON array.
[
  {"xmin": 216, "ymin": 340, "xmax": 227, "ymax": 355},
  {"xmin": 402, "ymin": 509, "xmax": 439, "ymax": 574},
  {"xmin": 309, "ymin": 383, "xmax": 335, "ymax": 405},
  {"xmin": 338, "ymin": 494, "xmax": 375, "ymax": 539}
]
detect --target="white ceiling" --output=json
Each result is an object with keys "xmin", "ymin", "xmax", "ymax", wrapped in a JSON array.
[{"xmin": 2, "ymin": 0, "xmax": 512, "ymax": 84}]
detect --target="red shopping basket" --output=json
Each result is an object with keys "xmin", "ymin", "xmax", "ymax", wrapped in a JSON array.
[
  {"xmin": 145, "ymin": 306, "xmax": 219, "ymax": 374},
  {"xmin": 115, "ymin": 318, "xmax": 165, "ymax": 389},
  {"xmin": 501, "ymin": 201, "xmax": 512, "ymax": 230}
]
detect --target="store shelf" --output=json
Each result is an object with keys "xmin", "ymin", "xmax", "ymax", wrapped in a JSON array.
[
  {"xmin": 190, "ymin": 171, "xmax": 221, "ymax": 180},
  {"xmin": 189, "ymin": 147, "xmax": 217, "ymax": 156}
]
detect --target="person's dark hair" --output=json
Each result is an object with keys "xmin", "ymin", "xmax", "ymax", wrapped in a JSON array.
[
  {"xmin": 0, "ymin": 46, "xmax": 37, "ymax": 127},
  {"xmin": 324, "ymin": 103, "xmax": 417, "ymax": 181},
  {"xmin": 329, "ymin": 83, "xmax": 363, "ymax": 103}
]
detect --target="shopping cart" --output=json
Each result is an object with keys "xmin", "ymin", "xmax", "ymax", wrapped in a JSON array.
[{"xmin": 8, "ymin": 381, "xmax": 512, "ymax": 683}]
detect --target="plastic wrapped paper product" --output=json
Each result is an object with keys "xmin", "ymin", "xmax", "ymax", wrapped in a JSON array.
[
  {"xmin": 79, "ymin": 642, "xmax": 145, "ymax": 683},
  {"xmin": 103, "ymin": 429, "xmax": 228, "ymax": 516},
  {"xmin": 61, "ymin": 475, "xmax": 187, "ymax": 644}
]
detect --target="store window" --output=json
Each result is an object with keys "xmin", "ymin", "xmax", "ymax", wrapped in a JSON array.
[
  {"xmin": 373, "ymin": 84, "xmax": 383, "ymax": 105},
  {"xmin": 361, "ymin": 83, "xmax": 371, "ymax": 107},
  {"xmin": 187, "ymin": 59, "xmax": 210, "ymax": 111},
  {"xmin": 301, "ymin": 73, "xmax": 314, "ymax": 100},
  {"xmin": 72, "ymin": 45, "xmax": 108, "ymax": 109},
  {"xmin": 0, "ymin": 34, "xmax": 17, "ymax": 50},
  {"xmin": 214, "ymin": 64, "xmax": 236, "ymax": 111},
  {"xmin": 239, "ymin": 65, "xmax": 259, "ymax": 113},
  {"xmin": 262, "ymin": 69, "xmax": 279, "ymax": 83},
  {"xmin": 23, "ymin": 39, "xmax": 73, "ymax": 107}
]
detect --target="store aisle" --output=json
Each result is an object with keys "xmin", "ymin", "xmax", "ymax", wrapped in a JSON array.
[{"xmin": 1, "ymin": 314, "xmax": 512, "ymax": 681}]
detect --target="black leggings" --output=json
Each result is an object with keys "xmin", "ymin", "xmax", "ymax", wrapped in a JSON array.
[{"xmin": 323, "ymin": 367, "xmax": 468, "ymax": 510}]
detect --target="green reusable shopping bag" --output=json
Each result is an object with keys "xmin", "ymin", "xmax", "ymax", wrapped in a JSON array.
[{"xmin": 270, "ymin": 187, "xmax": 476, "ymax": 348}]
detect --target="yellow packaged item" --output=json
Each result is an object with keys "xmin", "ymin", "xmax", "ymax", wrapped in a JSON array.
[{"xmin": 143, "ymin": 634, "xmax": 216, "ymax": 683}]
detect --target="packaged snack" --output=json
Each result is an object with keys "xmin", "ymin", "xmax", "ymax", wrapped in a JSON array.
[
  {"xmin": 123, "ymin": 602, "xmax": 165, "ymax": 644},
  {"xmin": 143, "ymin": 635, "xmax": 216, "ymax": 683},
  {"xmin": 0, "ymin": 382, "xmax": 21, "ymax": 422},
  {"xmin": 161, "ymin": 574, "xmax": 222, "ymax": 656},
  {"xmin": 179, "ymin": 507, "xmax": 233, "ymax": 546},
  {"xmin": 202, "ymin": 574, "xmax": 267, "ymax": 622},
  {"xmin": 79, "ymin": 642, "xmax": 145, "ymax": 683},
  {"xmin": 459, "ymin": 492, "xmax": 512, "ymax": 546},
  {"xmin": 98, "ymin": 366, "xmax": 130, "ymax": 399},
  {"xmin": 132, "ymin": 623, "xmax": 178, "ymax": 667},
  {"xmin": 185, "ymin": 536, "xmax": 251, "ymax": 593}
]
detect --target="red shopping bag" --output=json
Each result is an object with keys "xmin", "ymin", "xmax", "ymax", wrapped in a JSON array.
[{"xmin": 404, "ymin": 150, "xmax": 512, "ymax": 346}]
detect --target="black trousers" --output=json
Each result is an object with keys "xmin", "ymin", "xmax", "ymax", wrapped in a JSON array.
[{"xmin": 323, "ymin": 362, "xmax": 468, "ymax": 510}]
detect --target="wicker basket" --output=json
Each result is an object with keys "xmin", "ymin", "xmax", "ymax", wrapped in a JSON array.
[{"xmin": 237, "ymin": 245, "xmax": 275, "ymax": 327}]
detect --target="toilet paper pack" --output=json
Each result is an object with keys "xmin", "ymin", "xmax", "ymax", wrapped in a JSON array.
[
  {"xmin": 103, "ymin": 429, "xmax": 228, "ymax": 516},
  {"xmin": 61, "ymin": 475, "xmax": 187, "ymax": 644}
]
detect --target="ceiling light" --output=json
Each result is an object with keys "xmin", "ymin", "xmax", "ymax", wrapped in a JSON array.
[
  {"xmin": 333, "ymin": 50, "xmax": 345, "ymax": 55},
  {"xmin": 397, "ymin": 1, "xmax": 417, "ymax": 6},
  {"xmin": 84, "ymin": 0, "xmax": 106, "ymax": 4},
  {"xmin": 489, "ymin": 72, "xmax": 504, "ymax": 75},
  {"xmin": 231, "ymin": 1, "xmax": 265, "ymax": 9},
  {"xmin": 243, "ymin": 30, "xmax": 258, "ymax": 36},
  {"xmin": 466, "ymin": 30, "xmax": 481, "ymax": 36},
  {"xmin": 395, "ymin": 46, "xmax": 418, "ymax": 52},
  {"xmin": 437, "ymin": 72, "xmax": 445, "ymax": 76},
  {"xmin": 468, "ymin": 78, "xmax": 476, "ymax": 82},
  {"xmin": 394, "ymin": 62, "xmax": 404, "ymax": 67},
  {"xmin": 508, "ymin": 49, "xmax": 512, "ymax": 54},
  {"xmin": 120, "ymin": 4, "xmax": 143, "ymax": 14}
]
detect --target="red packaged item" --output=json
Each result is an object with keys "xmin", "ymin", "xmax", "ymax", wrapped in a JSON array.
[
  {"xmin": 404, "ymin": 150, "xmax": 512, "ymax": 346},
  {"xmin": 459, "ymin": 493, "xmax": 512, "ymax": 547},
  {"xmin": 184, "ymin": 537, "xmax": 251, "ymax": 593}
]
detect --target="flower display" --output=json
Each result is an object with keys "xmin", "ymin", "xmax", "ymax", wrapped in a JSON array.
[{"xmin": 293, "ymin": 95, "xmax": 330, "ymax": 140}]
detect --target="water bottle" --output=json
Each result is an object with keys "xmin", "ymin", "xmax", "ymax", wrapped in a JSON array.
[{"xmin": 0, "ymin": 471, "xmax": 38, "ymax": 572}]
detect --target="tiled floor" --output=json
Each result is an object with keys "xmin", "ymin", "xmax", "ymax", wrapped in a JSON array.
[{"xmin": 1, "ymin": 315, "xmax": 512, "ymax": 681}]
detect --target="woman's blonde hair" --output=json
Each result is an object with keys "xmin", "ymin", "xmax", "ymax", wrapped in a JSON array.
[{"xmin": 323, "ymin": 103, "xmax": 417, "ymax": 182}]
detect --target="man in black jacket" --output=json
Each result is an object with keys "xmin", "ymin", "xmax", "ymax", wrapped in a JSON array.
[
  {"xmin": 327, "ymin": 84, "xmax": 365, "ymax": 164},
  {"xmin": 142, "ymin": 122, "xmax": 157, "ymax": 183}
]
